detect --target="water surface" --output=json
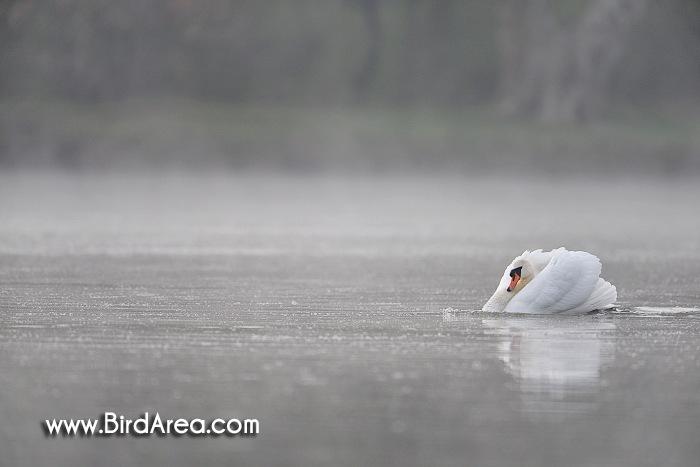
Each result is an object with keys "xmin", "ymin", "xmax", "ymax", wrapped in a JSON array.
[{"xmin": 1, "ymin": 172, "xmax": 699, "ymax": 466}]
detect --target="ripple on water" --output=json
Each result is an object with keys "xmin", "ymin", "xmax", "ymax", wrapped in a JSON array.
[{"xmin": 620, "ymin": 306, "xmax": 700, "ymax": 316}]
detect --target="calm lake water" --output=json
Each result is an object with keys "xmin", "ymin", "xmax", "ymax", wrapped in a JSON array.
[{"xmin": 1, "ymin": 172, "xmax": 699, "ymax": 466}]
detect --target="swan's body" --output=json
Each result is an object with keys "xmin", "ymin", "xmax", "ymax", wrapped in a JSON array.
[{"xmin": 482, "ymin": 248, "xmax": 617, "ymax": 314}]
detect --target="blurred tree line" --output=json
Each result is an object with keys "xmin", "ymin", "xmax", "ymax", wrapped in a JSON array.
[
  {"xmin": 1, "ymin": 0, "xmax": 700, "ymax": 171},
  {"xmin": 2, "ymin": 0, "xmax": 699, "ymax": 120}
]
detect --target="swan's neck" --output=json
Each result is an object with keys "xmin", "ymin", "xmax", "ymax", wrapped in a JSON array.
[
  {"xmin": 482, "ymin": 289, "xmax": 512, "ymax": 313},
  {"xmin": 482, "ymin": 272, "xmax": 534, "ymax": 312}
]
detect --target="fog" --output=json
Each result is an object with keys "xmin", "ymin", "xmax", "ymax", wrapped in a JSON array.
[
  {"xmin": 2, "ymin": 2, "xmax": 700, "ymax": 467},
  {"xmin": 1, "ymin": 0, "xmax": 699, "ymax": 173},
  {"xmin": 2, "ymin": 173, "xmax": 700, "ymax": 466}
]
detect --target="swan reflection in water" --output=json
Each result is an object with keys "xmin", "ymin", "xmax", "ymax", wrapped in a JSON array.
[{"xmin": 483, "ymin": 318, "xmax": 616, "ymax": 420}]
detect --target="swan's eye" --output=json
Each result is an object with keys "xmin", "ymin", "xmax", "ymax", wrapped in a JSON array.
[{"xmin": 507, "ymin": 266, "xmax": 522, "ymax": 292}]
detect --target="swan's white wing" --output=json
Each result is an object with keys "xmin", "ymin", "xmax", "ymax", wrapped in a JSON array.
[
  {"xmin": 520, "ymin": 248, "xmax": 556, "ymax": 275},
  {"xmin": 565, "ymin": 277, "xmax": 617, "ymax": 314},
  {"xmin": 504, "ymin": 250, "xmax": 602, "ymax": 314}
]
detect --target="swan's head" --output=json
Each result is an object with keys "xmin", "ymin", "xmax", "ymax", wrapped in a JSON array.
[
  {"xmin": 482, "ymin": 257, "xmax": 536, "ymax": 312},
  {"xmin": 504, "ymin": 258, "xmax": 534, "ymax": 293}
]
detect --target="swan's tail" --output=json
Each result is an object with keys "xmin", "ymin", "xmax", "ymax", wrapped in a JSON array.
[{"xmin": 586, "ymin": 277, "xmax": 617, "ymax": 310}]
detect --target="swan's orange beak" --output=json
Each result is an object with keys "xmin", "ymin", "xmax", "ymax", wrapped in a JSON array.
[{"xmin": 507, "ymin": 273, "xmax": 520, "ymax": 292}]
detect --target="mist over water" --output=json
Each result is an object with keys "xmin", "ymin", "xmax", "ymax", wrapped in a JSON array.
[
  {"xmin": 2, "ymin": 1, "xmax": 700, "ymax": 466},
  {"xmin": 1, "ymin": 1, "xmax": 699, "ymax": 173},
  {"xmin": 2, "ymin": 172, "xmax": 700, "ymax": 466}
]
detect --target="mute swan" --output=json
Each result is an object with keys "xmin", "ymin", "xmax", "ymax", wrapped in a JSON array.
[{"xmin": 482, "ymin": 248, "xmax": 617, "ymax": 314}]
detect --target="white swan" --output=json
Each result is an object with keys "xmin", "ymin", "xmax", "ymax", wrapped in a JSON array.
[{"xmin": 482, "ymin": 248, "xmax": 617, "ymax": 314}]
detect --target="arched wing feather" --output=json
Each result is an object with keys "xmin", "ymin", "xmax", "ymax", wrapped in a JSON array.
[{"xmin": 504, "ymin": 250, "xmax": 602, "ymax": 314}]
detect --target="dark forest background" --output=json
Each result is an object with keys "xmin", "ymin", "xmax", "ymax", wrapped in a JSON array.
[{"xmin": 1, "ymin": 0, "xmax": 699, "ymax": 173}]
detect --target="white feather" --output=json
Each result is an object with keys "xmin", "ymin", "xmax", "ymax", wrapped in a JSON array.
[
  {"xmin": 483, "ymin": 248, "xmax": 617, "ymax": 314},
  {"xmin": 520, "ymin": 248, "xmax": 554, "ymax": 274}
]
